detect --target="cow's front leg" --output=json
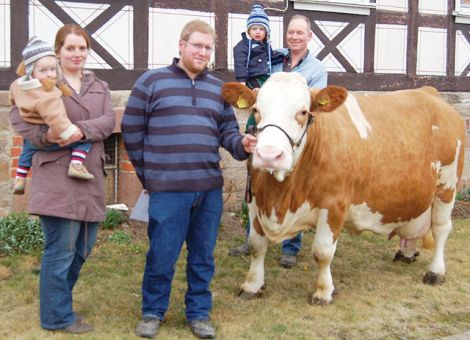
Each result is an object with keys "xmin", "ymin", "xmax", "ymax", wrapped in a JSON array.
[
  {"xmin": 239, "ymin": 220, "xmax": 269, "ymax": 299},
  {"xmin": 311, "ymin": 209, "xmax": 339, "ymax": 305}
]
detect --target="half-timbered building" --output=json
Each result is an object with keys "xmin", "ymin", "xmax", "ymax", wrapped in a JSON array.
[{"xmin": 0, "ymin": 0, "xmax": 469, "ymax": 213}]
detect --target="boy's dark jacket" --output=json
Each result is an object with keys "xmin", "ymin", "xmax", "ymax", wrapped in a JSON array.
[{"xmin": 233, "ymin": 32, "xmax": 285, "ymax": 82}]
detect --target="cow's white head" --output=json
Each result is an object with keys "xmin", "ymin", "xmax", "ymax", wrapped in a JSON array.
[{"xmin": 222, "ymin": 72, "xmax": 347, "ymax": 181}]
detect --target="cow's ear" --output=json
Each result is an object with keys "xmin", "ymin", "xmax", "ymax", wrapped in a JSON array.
[
  {"xmin": 310, "ymin": 86, "xmax": 348, "ymax": 112},
  {"xmin": 222, "ymin": 82, "xmax": 256, "ymax": 109}
]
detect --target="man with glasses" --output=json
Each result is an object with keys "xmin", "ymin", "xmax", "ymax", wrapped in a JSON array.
[{"xmin": 122, "ymin": 19, "xmax": 256, "ymax": 339}]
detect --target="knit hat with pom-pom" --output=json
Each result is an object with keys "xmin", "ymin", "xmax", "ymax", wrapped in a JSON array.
[
  {"xmin": 246, "ymin": 4, "xmax": 270, "ymax": 34},
  {"xmin": 22, "ymin": 36, "xmax": 56, "ymax": 77}
]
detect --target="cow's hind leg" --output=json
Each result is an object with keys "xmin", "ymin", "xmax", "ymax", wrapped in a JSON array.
[
  {"xmin": 238, "ymin": 225, "xmax": 269, "ymax": 299},
  {"xmin": 424, "ymin": 197, "xmax": 454, "ymax": 285}
]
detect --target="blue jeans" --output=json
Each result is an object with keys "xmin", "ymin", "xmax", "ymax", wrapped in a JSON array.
[
  {"xmin": 18, "ymin": 139, "xmax": 92, "ymax": 168},
  {"xmin": 142, "ymin": 188, "xmax": 223, "ymax": 321},
  {"xmin": 39, "ymin": 216, "xmax": 99, "ymax": 330},
  {"xmin": 245, "ymin": 220, "xmax": 302, "ymax": 255}
]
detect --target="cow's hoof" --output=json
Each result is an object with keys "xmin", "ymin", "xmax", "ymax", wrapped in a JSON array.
[
  {"xmin": 310, "ymin": 296, "xmax": 332, "ymax": 305},
  {"xmin": 423, "ymin": 271, "xmax": 445, "ymax": 285},
  {"xmin": 238, "ymin": 290, "xmax": 262, "ymax": 300},
  {"xmin": 237, "ymin": 284, "xmax": 265, "ymax": 300},
  {"xmin": 393, "ymin": 250, "xmax": 419, "ymax": 263}
]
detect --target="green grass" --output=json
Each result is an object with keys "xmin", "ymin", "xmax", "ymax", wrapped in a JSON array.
[{"xmin": 0, "ymin": 217, "xmax": 469, "ymax": 339}]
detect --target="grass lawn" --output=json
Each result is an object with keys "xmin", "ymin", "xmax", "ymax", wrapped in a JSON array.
[{"xmin": 1, "ymin": 213, "xmax": 469, "ymax": 339}]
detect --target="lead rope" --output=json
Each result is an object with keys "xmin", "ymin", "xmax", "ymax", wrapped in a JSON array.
[{"xmin": 245, "ymin": 125, "xmax": 256, "ymax": 203}]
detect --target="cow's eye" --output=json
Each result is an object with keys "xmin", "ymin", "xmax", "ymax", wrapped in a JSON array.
[{"xmin": 301, "ymin": 110, "xmax": 308, "ymax": 116}]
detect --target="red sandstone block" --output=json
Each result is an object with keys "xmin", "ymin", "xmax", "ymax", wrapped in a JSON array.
[
  {"xmin": 113, "ymin": 107, "xmax": 124, "ymax": 133},
  {"xmin": 13, "ymin": 135, "xmax": 24, "ymax": 146},
  {"xmin": 10, "ymin": 147, "xmax": 22, "ymax": 157},
  {"xmin": 120, "ymin": 151, "xmax": 129, "ymax": 161},
  {"xmin": 11, "ymin": 158, "xmax": 18, "ymax": 168},
  {"xmin": 120, "ymin": 161, "xmax": 135, "ymax": 172}
]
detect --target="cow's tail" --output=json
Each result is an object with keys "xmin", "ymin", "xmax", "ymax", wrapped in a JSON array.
[{"xmin": 421, "ymin": 229, "xmax": 435, "ymax": 250}]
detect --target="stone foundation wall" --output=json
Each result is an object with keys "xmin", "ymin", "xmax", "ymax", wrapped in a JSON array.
[{"xmin": 1, "ymin": 90, "xmax": 470, "ymax": 216}]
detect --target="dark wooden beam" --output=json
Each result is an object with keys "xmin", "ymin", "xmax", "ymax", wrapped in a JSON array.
[
  {"xmin": 314, "ymin": 22, "xmax": 359, "ymax": 72},
  {"xmin": 39, "ymin": 0, "xmax": 125, "ymax": 68},
  {"xmin": 419, "ymin": 14, "xmax": 447, "ymax": 28},
  {"xmin": 10, "ymin": 0, "xmax": 29, "ymax": 70},
  {"xmin": 376, "ymin": 10, "xmax": 407, "ymax": 25},
  {"xmin": 212, "ymin": 69, "xmax": 470, "ymax": 92},
  {"xmin": 406, "ymin": 0, "xmax": 419, "ymax": 76},
  {"xmin": 364, "ymin": 7, "xmax": 376, "ymax": 73},
  {"xmin": 133, "ymin": 1, "xmax": 149, "ymax": 69},
  {"xmin": 214, "ymin": 0, "xmax": 228, "ymax": 69},
  {"xmin": 447, "ymin": 0, "xmax": 456, "ymax": 77}
]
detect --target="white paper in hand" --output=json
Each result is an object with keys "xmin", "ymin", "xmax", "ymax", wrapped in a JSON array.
[{"xmin": 130, "ymin": 190, "xmax": 149, "ymax": 223}]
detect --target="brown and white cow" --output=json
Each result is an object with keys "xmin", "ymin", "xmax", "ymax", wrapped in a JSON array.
[{"xmin": 222, "ymin": 72, "xmax": 464, "ymax": 305}]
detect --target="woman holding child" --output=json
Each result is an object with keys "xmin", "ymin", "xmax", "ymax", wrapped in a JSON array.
[{"xmin": 9, "ymin": 24, "xmax": 115, "ymax": 333}]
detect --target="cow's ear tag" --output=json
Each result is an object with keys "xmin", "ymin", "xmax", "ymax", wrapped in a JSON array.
[
  {"xmin": 317, "ymin": 97, "xmax": 329, "ymax": 106},
  {"xmin": 237, "ymin": 95, "xmax": 250, "ymax": 109}
]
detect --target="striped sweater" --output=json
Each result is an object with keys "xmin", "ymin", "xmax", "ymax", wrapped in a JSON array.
[{"xmin": 121, "ymin": 58, "xmax": 248, "ymax": 192}]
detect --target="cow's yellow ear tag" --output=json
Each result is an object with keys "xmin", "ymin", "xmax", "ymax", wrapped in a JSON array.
[
  {"xmin": 237, "ymin": 96, "xmax": 250, "ymax": 109},
  {"xmin": 317, "ymin": 97, "xmax": 329, "ymax": 106}
]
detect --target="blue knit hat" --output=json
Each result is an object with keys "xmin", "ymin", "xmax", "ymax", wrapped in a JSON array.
[{"xmin": 246, "ymin": 4, "xmax": 270, "ymax": 34}]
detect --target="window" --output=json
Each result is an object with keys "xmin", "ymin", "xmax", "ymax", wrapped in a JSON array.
[
  {"xmin": 292, "ymin": 0, "xmax": 376, "ymax": 15},
  {"xmin": 454, "ymin": 0, "xmax": 470, "ymax": 23}
]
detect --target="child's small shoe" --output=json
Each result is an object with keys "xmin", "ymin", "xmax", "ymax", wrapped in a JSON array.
[
  {"xmin": 13, "ymin": 178, "xmax": 26, "ymax": 195},
  {"xmin": 68, "ymin": 163, "xmax": 95, "ymax": 180}
]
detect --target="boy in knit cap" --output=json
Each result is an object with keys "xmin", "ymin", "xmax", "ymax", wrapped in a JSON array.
[
  {"xmin": 9, "ymin": 36, "xmax": 94, "ymax": 195},
  {"xmin": 233, "ymin": 4, "xmax": 284, "ymax": 89},
  {"xmin": 230, "ymin": 4, "xmax": 290, "ymax": 257}
]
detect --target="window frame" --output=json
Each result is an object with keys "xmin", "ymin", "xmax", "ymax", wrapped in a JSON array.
[
  {"xmin": 292, "ymin": 0, "xmax": 376, "ymax": 16},
  {"xmin": 454, "ymin": 0, "xmax": 470, "ymax": 23}
]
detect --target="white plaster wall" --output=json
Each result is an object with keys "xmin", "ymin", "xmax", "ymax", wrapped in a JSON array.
[
  {"xmin": 376, "ymin": 0, "xmax": 407, "ymax": 12},
  {"xmin": 417, "ymin": 27, "xmax": 447, "ymax": 76},
  {"xmin": 375, "ymin": 24, "xmax": 407, "ymax": 73}
]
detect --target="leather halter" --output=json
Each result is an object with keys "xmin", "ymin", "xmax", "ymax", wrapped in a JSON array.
[
  {"xmin": 252, "ymin": 113, "xmax": 314, "ymax": 150},
  {"xmin": 244, "ymin": 114, "xmax": 314, "ymax": 203}
]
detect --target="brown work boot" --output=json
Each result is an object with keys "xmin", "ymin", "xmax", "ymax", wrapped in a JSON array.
[
  {"xmin": 61, "ymin": 319, "xmax": 93, "ymax": 334},
  {"xmin": 13, "ymin": 177, "xmax": 26, "ymax": 195},
  {"xmin": 68, "ymin": 163, "xmax": 95, "ymax": 180}
]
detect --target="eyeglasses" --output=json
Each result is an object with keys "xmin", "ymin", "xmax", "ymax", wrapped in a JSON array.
[{"xmin": 185, "ymin": 41, "xmax": 214, "ymax": 54}]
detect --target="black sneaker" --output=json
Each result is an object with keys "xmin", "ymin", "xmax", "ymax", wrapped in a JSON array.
[
  {"xmin": 188, "ymin": 320, "xmax": 216, "ymax": 339},
  {"xmin": 228, "ymin": 242, "xmax": 250, "ymax": 256},
  {"xmin": 136, "ymin": 317, "xmax": 161, "ymax": 338}
]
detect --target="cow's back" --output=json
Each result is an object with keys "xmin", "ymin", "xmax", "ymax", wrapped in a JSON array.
[{"xmin": 253, "ymin": 87, "xmax": 465, "ymax": 230}]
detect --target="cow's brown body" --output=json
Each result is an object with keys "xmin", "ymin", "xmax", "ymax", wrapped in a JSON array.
[{"xmin": 223, "ymin": 73, "xmax": 465, "ymax": 304}]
